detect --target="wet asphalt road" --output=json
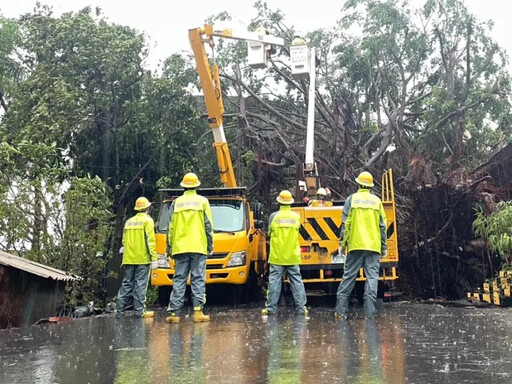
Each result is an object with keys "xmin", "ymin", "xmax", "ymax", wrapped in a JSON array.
[{"xmin": 1, "ymin": 302, "xmax": 511, "ymax": 384}]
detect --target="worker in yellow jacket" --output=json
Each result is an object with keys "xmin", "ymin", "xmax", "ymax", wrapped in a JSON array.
[
  {"xmin": 335, "ymin": 171, "xmax": 387, "ymax": 320},
  {"xmin": 166, "ymin": 173, "xmax": 213, "ymax": 323},
  {"xmin": 308, "ymin": 187, "xmax": 333, "ymax": 207},
  {"xmin": 262, "ymin": 190, "xmax": 308, "ymax": 316},
  {"xmin": 291, "ymin": 32, "xmax": 307, "ymax": 46},
  {"xmin": 116, "ymin": 196, "xmax": 157, "ymax": 319}
]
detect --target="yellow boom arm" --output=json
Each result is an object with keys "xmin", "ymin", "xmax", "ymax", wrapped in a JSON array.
[
  {"xmin": 188, "ymin": 25, "xmax": 237, "ymax": 188},
  {"xmin": 188, "ymin": 25, "xmax": 284, "ymax": 188}
]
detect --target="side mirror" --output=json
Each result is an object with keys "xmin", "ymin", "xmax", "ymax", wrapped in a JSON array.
[
  {"xmin": 255, "ymin": 220, "xmax": 264, "ymax": 230},
  {"xmin": 252, "ymin": 202, "xmax": 263, "ymax": 221}
]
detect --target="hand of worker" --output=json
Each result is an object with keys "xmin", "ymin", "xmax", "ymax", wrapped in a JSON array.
[
  {"xmin": 151, "ymin": 261, "xmax": 159, "ymax": 270},
  {"xmin": 338, "ymin": 245, "xmax": 346, "ymax": 256},
  {"xmin": 381, "ymin": 249, "xmax": 388, "ymax": 259}
]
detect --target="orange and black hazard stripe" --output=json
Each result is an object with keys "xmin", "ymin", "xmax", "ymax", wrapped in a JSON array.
[
  {"xmin": 387, "ymin": 221, "xmax": 395, "ymax": 239},
  {"xmin": 300, "ymin": 218, "xmax": 395, "ymax": 242},
  {"xmin": 300, "ymin": 217, "xmax": 341, "ymax": 241}
]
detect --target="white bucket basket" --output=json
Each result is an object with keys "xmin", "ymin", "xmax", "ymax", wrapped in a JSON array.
[{"xmin": 290, "ymin": 44, "xmax": 310, "ymax": 80}]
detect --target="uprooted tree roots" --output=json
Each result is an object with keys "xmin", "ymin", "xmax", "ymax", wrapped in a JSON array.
[{"xmin": 396, "ymin": 162, "xmax": 511, "ymax": 299}]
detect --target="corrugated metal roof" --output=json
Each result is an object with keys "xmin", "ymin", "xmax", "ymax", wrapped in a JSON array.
[{"xmin": 0, "ymin": 251, "xmax": 79, "ymax": 282}]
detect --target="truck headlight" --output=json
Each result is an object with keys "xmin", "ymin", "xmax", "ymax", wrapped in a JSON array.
[
  {"xmin": 157, "ymin": 253, "xmax": 170, "ymax": 268},
  {"xmin": 227, "ymin": 251, "xmax": 246, "ymax": 267}
]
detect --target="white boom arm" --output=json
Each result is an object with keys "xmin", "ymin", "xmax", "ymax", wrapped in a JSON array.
[
  {"xmin": 304, "ymin": 47, "xmax": 316, "ymax": 172},
  {"xmin": 210, "ymin": 27, "xmax": 285, "ymax": 46}
]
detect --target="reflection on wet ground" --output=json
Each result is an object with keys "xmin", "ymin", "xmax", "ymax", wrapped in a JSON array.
[{"xmin": 1, "ymin": 303, "xmax": 511, "ymax": 383}]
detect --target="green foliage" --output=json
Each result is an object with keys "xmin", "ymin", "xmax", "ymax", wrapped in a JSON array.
[
  {"xmin": 62, "ymin": 175, "xmax": 113, "ymax": 305},
  {"xmin": 242, "ymin": 150, "xmax": 256, "ymax": 166},
  {"xmin": 2, "ymin": 5, "xmax": 209, "ymax": 200},
  {"xmin": 0, "ymin": 138, "xmax": 114, "ymax": 305},
  {"xmin": 0, "ymin": 140, "xmax": 67, "ymax": 257},
  {"xmin": 156, "ymin": 176, "xmax": 174, "ymax": 189},
  {"xmin": 0, "ymin": 15, "xmax": 23, "ymax": 100},
  {"xmin": 473, "ymin": 202, "xmax": 512, "ymax": 266},
  {"xmin": 0, "ymin": 5, "xmax": 216, "ymax": 305},
  {"xmin": 1, "ymin": 0, "xmax": 511, "ymax": 303},
  {"xmin": 145, "ymin": 285, "xmax": 158, "ymax": 306}
]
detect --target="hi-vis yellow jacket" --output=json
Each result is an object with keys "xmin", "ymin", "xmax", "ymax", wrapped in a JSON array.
[
  {"xmin": 122, "ymin": 212, "xmax": 157, "ymax": 264},
  {"xmin": 268, "ymin": 205, "xmax": 301, "ymax": 265},
  {"xmin": 168, "ymin": 190, "xmax": 213, "ymax": 256},
  {"xmin": 340, "ymin": 189, "xmax": 387, "ymax": 254}
]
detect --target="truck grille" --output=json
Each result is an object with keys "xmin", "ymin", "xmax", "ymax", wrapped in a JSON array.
[
  {"xmin": 206, "ymin": 264, "xmax": 224, "ymax": 269},
  {"xmin": 209, "ymin": 253, "xmax": 228, "ymax": 259}
]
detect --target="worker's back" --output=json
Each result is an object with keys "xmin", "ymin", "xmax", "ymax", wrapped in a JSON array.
[
  {"xmin": 344, "ymin": 189, "xmax": 385, "ymax": 253},
  {"xmin": 169, "ymin": 190, "xmax": 211, "ymax": 256},
  {"xmin": 123, "ymin": 212, "xmax": 154, "ymax": 264},
  {"xmin": 269, "ymin": 206, "xmax": 301, "ymax": 265}
]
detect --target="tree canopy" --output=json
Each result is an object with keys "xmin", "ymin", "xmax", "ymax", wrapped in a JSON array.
[{"xmin": 1, "ymin": 0, "xmax": 511, "ymax": 301}]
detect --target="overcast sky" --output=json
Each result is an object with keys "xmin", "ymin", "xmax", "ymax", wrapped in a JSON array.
[{"xmin": 1, "ymin": 0, "xmax": 511, "ymax": 71}]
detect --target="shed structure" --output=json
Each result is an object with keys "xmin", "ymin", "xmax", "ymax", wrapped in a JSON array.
[{"xmin": 0, "ymin": 251, "xmax": 78, "ymax": 329}]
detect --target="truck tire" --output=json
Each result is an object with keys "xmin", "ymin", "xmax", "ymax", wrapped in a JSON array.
[{"xmin": 158, "ymin": 286, "xmax": 171, "ymax": 308}]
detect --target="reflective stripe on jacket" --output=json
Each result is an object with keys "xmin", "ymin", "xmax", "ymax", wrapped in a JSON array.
[
  {"xmin": 168, "ymin": 190, "xmax": 213, "ymax": 256},
  {"xmin": 122, "ymin": 212, "xmax": 157, "ymax": 264},
  {"xmin": 341, "ymin": 189, "xmax": 387, "ymax": 254},
  {"xmin": 268, "ymin": 205, "xmax": 301, "ymax": 265}
]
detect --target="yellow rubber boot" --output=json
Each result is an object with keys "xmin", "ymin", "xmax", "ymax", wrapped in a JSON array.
[
  {"xmin": 192, "ymin": 308, "xmax": 210, "ymax": 323},
  {"xmin": 334, "ymin": 312, "xmax": 346, "ymax": 320},
  {"xmin": 141, "ymin": 311, "xmax": 154, "ymax": 318},
  {"xmin": 166, "ymin": 312, "xmax": 180, "ymax": 323}
]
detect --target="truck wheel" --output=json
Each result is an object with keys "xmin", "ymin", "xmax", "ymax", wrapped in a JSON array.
[
  {"xmin": 158, "ymin": 286, "xmax": 171, "ymax": 308},
  {"xmin": 377, "ymin": 281, "xmax": 386, "ymax": 299},
  {"xmin": 249, "ymin": 266, "xmax": 267, "ymax": 303},
  {"xmin": 237, "ymin": 266, "xmax": 265, "ymax": 304}
]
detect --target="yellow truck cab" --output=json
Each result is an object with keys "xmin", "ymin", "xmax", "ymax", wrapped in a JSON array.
[
  {"xmin": 292, "ymin": 170, "xmax": 399, "ymax": 294},
  {"xmin": 151, "ymin": 188, "xmax": 267, "ymax": 304}
]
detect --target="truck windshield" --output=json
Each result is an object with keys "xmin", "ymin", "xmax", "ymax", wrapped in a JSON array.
[
  {"xmin": 156, "ymin": 199, "xmax": 245, "ymax": 234},
  {"xmin": 210, "ymin": 200, "xmax": 245, "ymax": 232}
]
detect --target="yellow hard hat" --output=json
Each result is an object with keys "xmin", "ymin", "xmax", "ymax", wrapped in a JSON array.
[
  {"xmin": 255, "ymin": 26, "xmax": 268, "ymax": 35},
  {"xmin": 355, "ymin": 171, "xmax": 374, "ymax": 187},
  {"xmin": 316, "ymin": 188, "xmax": 327, "ymax": 196},
  {"xmin": 276, "ymin": 190, "xmax": 294, "ymax": 205},
  {"xmin": 134, "ymin": 196, "xmax": 151, "ymax": 211},
  {"xmin": 180, "ymin": 172, "xmax": 201, "ymax": 188}
]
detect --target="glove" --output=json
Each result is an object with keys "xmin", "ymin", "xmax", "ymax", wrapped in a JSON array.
[
  {"xmin": 338, "ymin": 241, "xmax": 346, "ymax": 255},
  {"xmin": 381, "ymin": 249, "xmax": 388, "ymax": 259},
  {"xmin": 151, "ymin": 261, "xmax": 158, "ymax": 270}
]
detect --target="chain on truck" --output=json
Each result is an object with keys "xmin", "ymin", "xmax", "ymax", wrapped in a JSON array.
[{"xmin": 151, "ymin": 24, "xmax": 399, "ymax": 301}]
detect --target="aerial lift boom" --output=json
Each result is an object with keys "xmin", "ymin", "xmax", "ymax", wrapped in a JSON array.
[
  {"xmin": 303, "ymin": 47, "xmax": 318, "ymax": 196},
  {"xmin": 186, "ymin": 24, "xmax": 400, "ymax": 294},
  {"xmin": 188, "ymin": 25, "xmax": 284, "ymax": 188},
  {"xmin": 149, "ymin": 25, "xmax": 283, "ymax": 296}
]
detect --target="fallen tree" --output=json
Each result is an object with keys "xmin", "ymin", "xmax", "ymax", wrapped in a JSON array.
[{"xmin": 396, "ymin": 148, "xmax": 512, "ymax": 299}]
